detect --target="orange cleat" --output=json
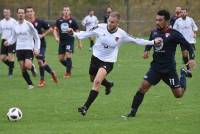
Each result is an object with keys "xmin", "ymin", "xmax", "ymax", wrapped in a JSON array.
[
  {"xmin": 51, "ymin": 71, "xmax": 58, "ymax": 83},
  {"xmin": 38, "ymin": 80, "xmax": 46, "ymax": 88},
  {"xmin": 64, "ymin": 72, "xmax": 71, "ymax": 78}
]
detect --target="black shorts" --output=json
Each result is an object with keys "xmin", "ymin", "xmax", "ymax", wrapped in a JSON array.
[
  {"xmin": 0, "ymin": 39, "xmax": 16, "ymax": 55},
  {"xmin": 36, "ymin": 47, "xmax": 46, "ymax": 60},
  {"xmin": 58, "ymin": 42, "xmax": 74, "ymax": 54},
  {"xmin": 144, "ymin": 68, "xmax": 180, "ymax": 89},
  {"xmin": 89, "ymin": 55, "xmax": 114, "ymax": 76},
  {"xmin": 16, "ymin": 50, "xmax": 33, "ymax": 61},
  {"xmin": 181, "ymin": 43, "xmax": 196, "ymax": 51}
]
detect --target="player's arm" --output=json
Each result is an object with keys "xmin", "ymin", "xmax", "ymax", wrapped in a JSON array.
[
  {"xmin": 53, "ymin": 20, "xmax": 60, "ymax": 43},
  {"xmin": 40, "ymin": 21, "xmax": 53, "ymax": 38},
  {"xmin": 81, "ymin": 16, "xmax": 87, "ymax": 26},
  {"xmin": 191, "ymin": 18, "xmax": 198, "ymax": 37},
  {"xmin": 28, "ymin": 22, "xmax": 41, "ymax": 55},
  {"xmin": 5, "ymin": 28, "xmax": 17, "ymax": 46},
  {"xmin": 173, "ymin": 20, "xmax": 179, "ymax": 30},
  {"xmin": 143, "ymin": 32, "xmax": 154, "ymax": 59},
  {"xmin": 122, "ymin": 33, "xmax": 162, "ymax": 46}
]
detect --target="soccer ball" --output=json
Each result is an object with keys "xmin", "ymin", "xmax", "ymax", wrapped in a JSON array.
[{"xmin": 7, "ymin": 107, "xmax": 23, "ymax": 121}]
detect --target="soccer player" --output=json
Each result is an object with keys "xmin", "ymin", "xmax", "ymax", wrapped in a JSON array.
[
  {"xmin": 173, "ymin": 8, "xmax": 198, "ymax": 77},
  {"xmin": 124, "ymin": 9, "xmax": 196, "ymax": 118},
  {"xmin": 68, "ymin": 11, "xmax": 163, "ymax": 116},
  {"xmin": 5, "ymin": 8, "xmax": 40, "ymax": 89},
  {"xmin": 82, "ymin": 10, "xmax": 99, "ymax": 51},
  {"xmin": 170, "ymin": 6, "xmax": 182, "ymax": 27},
  {"xmin": 25, "ymin": 7, "xmax": 58, "ymax": 87},
  {"xmin": 103, "ymin": 6, "xmax": 112, "ymax": 23},
  {"xmin": 0, "ymin": 8, "xmax": 17, "ymax": 77},
  {"xmin": 53, "ymin": 6, "xmax": 79, "ymax": 78}
]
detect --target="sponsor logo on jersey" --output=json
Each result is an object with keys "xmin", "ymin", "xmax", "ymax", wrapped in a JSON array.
[
  {"xmin": 165, "ymin": 33, "xmax": 170, "ymax": 38},
  {"xmin": 115, "ymin": 37, "xmax": 119, "ymax": 42}
]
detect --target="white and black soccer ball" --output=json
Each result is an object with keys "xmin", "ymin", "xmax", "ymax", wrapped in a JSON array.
[{"xmin": 7, "ymin": 107, "xmax": 23, "ymax": 121}]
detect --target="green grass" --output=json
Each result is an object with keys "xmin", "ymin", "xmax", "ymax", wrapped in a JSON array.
[{"xmin": 0, "ymin": 36, "xmax": 200, "ymax": 134}]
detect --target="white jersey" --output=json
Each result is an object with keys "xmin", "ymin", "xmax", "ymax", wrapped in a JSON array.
[
  {"xmin": 82, "ymin": 15, "xmax": 99, "ymax": 31},
  {"xmin": 74, "ymin": 23, "xmax": 154, "ymax": 62},
  {"xmin": 7, "ymin": 20, "xmax": 40, "ymax": 51},
  {"xmin": 173, "ymin": 16, "xmax": 198, "ymax": 44},
  {"xmin": 0, "ymin": 17, "xmax": 17, "ymax": 40}
]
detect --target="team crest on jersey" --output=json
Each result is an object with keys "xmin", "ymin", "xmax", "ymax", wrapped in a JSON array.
[
  {"xmin": 34, "ymin": 22, "xmax": 38, "ymax": 27},
  {"xmin": 69, "ymin": 20, "xmax": 72, "ymax": 24},
  {"xmin": 115, "ymin": 37, "xmax": 119, "ymax": 42},
  {"xmin": 165, "ymin": 33, "xmax": 170, "ymax": 38}
]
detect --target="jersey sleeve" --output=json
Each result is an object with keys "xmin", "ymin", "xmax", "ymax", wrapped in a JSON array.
[
  {"xmin": 27, "ymin": 22, "xmax": 41, "ymax": 50},
  {"xmin": 176, "ymin": 31, "xmax": 195, "ymax": 59},
  {"xmin": 122, "ymin": 32, "xmax": 154, "ymax": 46},
  {"xmin": 81, "ymin": 16, "xmax": 87, "ymax": 26},
  {"xmin": 173, "ymin": 20, "xmax": 179, "ymax": 30},
  {"xmin": 191, "ymin": 18, "xmax": 198, "ymax": 32},
  {"xmin": 41, "ymin": 20, "xmax": 51, "ymax": 30},
  {"xmin": 74, "ymin": 30, "xmax": 97, "ymax": 40},
  {"xmin": 0, "ymin": 22, "xmax": 2, "ymax": 34},
  {"xmin": 71, "ymin": 19, "xmax": 79, "ymax": 31},
  {"xmin": 7, "ymin": 28, "xmax": 17, "ymax": 45},
  {"xmin": 144, "ymin": 32, "xmax": 153, "ymax": 51}
]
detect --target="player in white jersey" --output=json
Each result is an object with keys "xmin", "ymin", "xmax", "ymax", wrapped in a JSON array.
[
  {"xmin": 173, "ymin": 8, "xmax": 198, "ymax": 76},
  {"xmin": 68, "ymin": 11, "xmax": 163, "ymax": 116},
  {"xmin": 5, "ymin": 8, "xmax": 41, "ymax": 89},
  {"xmin": 82, "ymin": 10, "xmax": 99, "ymax": 50},
  {"xmin": 0, "ymin": 8, "xmax": 17, "ymax": 77}
]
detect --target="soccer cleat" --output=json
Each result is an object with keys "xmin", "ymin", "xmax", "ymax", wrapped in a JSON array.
[
  {"xmin": 28, "ymin": 85, "xmax": 34, "ymax": 90},
  {"xmin": 78, "ymin": 106, "xmax": 87, "ymax": 116},
  {"xmin": 51, "ymin": 71, "xmax": 58, "ymax": 83},
  {"xmin": 31, "ymin": 64, "xmax": 37, "ymax": 77},
  {"xmin": 64, "ymin": 72, "xmax": 71, "ymax": 78},
  {"xmin": 37, "ymin": 80, "xmax": 46, "ymax": 88},
  {"xmin": 181, "ymin": 68, "xmax": 192, "ymax": 78},
  {"xmin": 121, "ymin": 111, "xmax": 136, "ymax": 119},
  {"xmin": 105, "ymin": 82, "xmax": 114, "ymax": 95}
]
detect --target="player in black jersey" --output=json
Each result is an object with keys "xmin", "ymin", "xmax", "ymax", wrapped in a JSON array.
[
  {"xmin": 53, "ymin": 6, "xmax": 80, "ymax": 78},
  {"xmin": 26, "ymin": 7, "xmax": 58, "ymax": 87},
  {"xmin": 124, "ymin": 9, "xmax": 196, "ymax": 118}
]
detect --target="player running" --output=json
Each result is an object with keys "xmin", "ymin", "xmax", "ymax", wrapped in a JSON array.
[
  {"xmin": 124, "ymin": 9, "xmax": 196, "ymax": 118},
  {"xmin": 68, "ymin": 11, "xmax": 163, "ymax": 116},
  {"xmin": 26, "ymin": 7, "xmax": 58, "ymax": 87}
]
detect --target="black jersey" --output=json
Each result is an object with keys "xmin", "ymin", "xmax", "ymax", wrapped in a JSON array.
[
  {"xmin": 32, "ymin": 18, "xmax": 50, "ymax": 47},
  {"xmin": 145, "ymin": 28, "xmax": 194, "ymax": 73},
  {"xmin": 170, "ymin": 15, "xmax": 179, "ymax": 27},
  {"xmin": 55, "ymin": 17, "xmax": 79, "ymax": 44}
]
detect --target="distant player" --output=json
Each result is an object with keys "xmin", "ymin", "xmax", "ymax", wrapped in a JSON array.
[
  {"xmin": 5, "ymin": 8, "xmax": 40, "ymax": 89},
  {"xmin": 170, "ymin": 6, "xmax": 182, "ymax": 27},
  {"xmin": 173, "ymin": 8, "xmax": 198, "ymax": 77},
  {"xmin": 53, "ymin": 6, "xmax": 80, "ymax": 78},
  {"xmin": 0, "ymin": 8, "xmax": 16, "ymax": 77},
  {"xmin": 124, "ymin": 10, "xmax": 196, "ymax": 118},
  {"xmin": 68, "ymin": 11, "xmax": 163, "ymax": 116},
  {"xmin": 26, "ymin": 7, "xmax": 58, "ymax": 87},
  {"xmin": 82, "ymin": 10, "xmax": 99, "ymax": 51},
  {"xmin": 103, "ymin": 6, "xmax": 112, "ymax": 23}
]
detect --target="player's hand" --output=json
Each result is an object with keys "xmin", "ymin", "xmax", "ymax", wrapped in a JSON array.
[
  {"xmin": 3, "ymin": 40, "xmax": 9, "ymax": 47},
  {"xmin": 67, "ymin": 28, "xmax": 74, "ymax": 35},
  {"xmin": 33, "ymin": 49, "xmax": 40, "ymax": 56},
  {"xmin": 39, "ymin": 34, "xmax": 44, "ymax": 39},
  {"xmin": 154, "ymin": 37, "xmax": 163, "ymax": 45},
  {"xmin": 187, "ymin": 60, "xmax": 197, "ymax": 70},
  {"xmin": 55, "ymin": 37, "xmax": 60, "ymax": 44},
  {"xmin": 143, "ymin": 51, "xmax": 149, "ymax": 59}
]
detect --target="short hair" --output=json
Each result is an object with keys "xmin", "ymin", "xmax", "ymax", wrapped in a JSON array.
[
  {"xmin": 157, "ymin": 9, "xmax": 170, "ymax": 21},
  {"xmin": 109, "ymin": 11, "xmax": 120, "ymax": 20},
  {"xmin": 181, "ymin": 8, "xmax": 188, "ymax": 11},
  {"xmin": 16, "ymin": 8, "xmax": 25, "ymax": 13},
  {"xmin": 3, "ymin": 8, "xmax": 11, "ymax": 11},
  {"xmin": 26, "ymin": 6, "xmax": 34, "ymax": 11}
]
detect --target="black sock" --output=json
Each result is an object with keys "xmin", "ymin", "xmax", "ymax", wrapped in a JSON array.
[
  {"xmin": 66, "ymin": 58, "xmax": 72, "ymax": 73},
  {"xmin": 8, "ymin": 61, "xmax": 14, "ymax": 75},
  {"xmin": 39, "ymin": 66, "xmax": 45, "ymax": 80},
  {"xmin": 84, "ymin": 90, "xmax": 99, "ymax": 110},
  {"xmin": 101, "ymin": 79, "xmax": 111, "ymax": 87},
  {"xmin": 60, "ymin": 60, "xmax": 67, "ymax": 67},
  {"xmin": 43, "ymin": 64, "xmax": 53, "ymax": 74},
  {"xmin": 22, "ymin": 70, "xmax": 33, "ymax": 85},
  {"xmin": 182, "ymin": 56, "xmax": 189, "ymax": 70},
  {"xmin": 3, "ymin": 60, "xmax": 10, "ymax": 67},
  {"xmin": 180, "ymin": 71, "xmax": 186, "ymax": 90},
  {"xmin": 131, "ymin": 90, "xmax": 145, "ymax": 114},
  {"xmin": 90, "ymin": 40, "xmax": 94, "ymax": 48}
]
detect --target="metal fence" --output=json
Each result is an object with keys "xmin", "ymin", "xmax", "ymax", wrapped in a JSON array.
[{"xmin": 0, "ymin": 0, "xmax": 200, "ymax": 35}]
